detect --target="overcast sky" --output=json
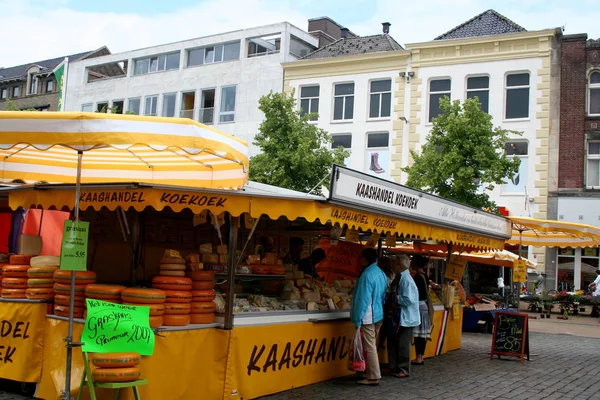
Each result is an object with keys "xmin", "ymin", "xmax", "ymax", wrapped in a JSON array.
[{"xmin": 2, "ymin": 0, "xmax": 599, "ymax": 67}]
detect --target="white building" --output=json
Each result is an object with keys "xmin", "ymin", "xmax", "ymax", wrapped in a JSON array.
[{"xmin": 64, "ymin": 22, "xmax": 318, "ymax": 155}]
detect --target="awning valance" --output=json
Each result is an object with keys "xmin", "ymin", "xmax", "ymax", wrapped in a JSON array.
[{"xmin": 508, "ymin": 216, "xmax": 600, "ymax": 248}]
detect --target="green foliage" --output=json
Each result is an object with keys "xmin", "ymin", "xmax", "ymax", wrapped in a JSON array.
[
  {"xmin": 4, "ymin": 99, "xmax": 38, "ymax": 112},
  {"xmin": 403, "ymin": 97, "xmax": 521, "ymax": 211},
  {"xmin": 249, "ymin": 90, "xmax": 349, "ymax": 195}
]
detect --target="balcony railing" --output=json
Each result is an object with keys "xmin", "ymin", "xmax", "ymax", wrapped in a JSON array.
[
  {"xmin": 180, "ymin": 109, "xmax": 194, "ymax": 119},
  {"xmin": 198, "ymin": 108, "xmax": 214, "ymax": 124}
]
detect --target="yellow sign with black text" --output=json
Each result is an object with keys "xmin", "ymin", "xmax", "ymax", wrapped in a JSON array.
[
  {"xmin": 445, "ymin": 255, "xmax": 467, "ymax": 282},
  {"xmin": 513, "ymin": 259, "xmax": 527, "ymax": 283}
]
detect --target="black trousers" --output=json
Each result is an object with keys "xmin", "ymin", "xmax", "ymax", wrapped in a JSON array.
[
  {"xmin": 387, "ymin": 326, "xmax": 413, "ymax": 375},
  {"xmin": 414, "ymin": 337, "xmax": 427, "ymax": 355}
]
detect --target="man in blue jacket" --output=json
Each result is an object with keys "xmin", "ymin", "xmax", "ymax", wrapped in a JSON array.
[{"xmin": 350, "ymin": 247, "xmax": 388, "ymax": 385}]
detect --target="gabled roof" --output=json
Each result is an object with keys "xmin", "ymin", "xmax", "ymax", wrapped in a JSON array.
[
  {"xmin": 435, "ymin": 9, "xmax": 526, "ymax": 41},
  {"xmin": 302, "ymin": 34, "xmax": 403, "ymax": 60}
]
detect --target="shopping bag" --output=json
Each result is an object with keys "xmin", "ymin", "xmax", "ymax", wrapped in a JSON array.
[{"xmin": 347, "ymin": 328, "xmax": 366, "ymax": 372}]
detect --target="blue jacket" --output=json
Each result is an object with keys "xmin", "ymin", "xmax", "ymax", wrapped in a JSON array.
[
  {"xmin": 351, "ymin": 263, "xmax": 388, "ymax": 327},
  {"xmin": 397, "ymin": 269, "xmax": 420, "ymax": 327}
]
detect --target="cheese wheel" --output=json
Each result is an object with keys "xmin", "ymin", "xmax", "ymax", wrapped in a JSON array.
[
  {"xmin": 185, "ymin": 270, "xmax": 215, "ymax": 281},
  {"xmin": 190, "ymin": 289, "xmax": 216, "ymax": 302},
  {"xmin": 10, "ymin": 255, "xmax": 32, "ymax": 265},
  {"xmin": 55, "ymin": 294, "xmax": 86, "ymax": 307},
  {"xmin": 85, "ymin": 284, "xmax": 126, "ymax": 300},
  {"xmin": 191, "ymin": 280, "xmax": 214, "ymax": 290},
  {"xmin": 30, "ymin": 256, "xmax": 60, "ymax": 268},
  {"xmin": 54, "ymin": 304, "xmax": 84, "ymax": 318},
  {"xmin": 163, "ymin": 290, "xmax": 192, "ymax": 303},
  {"xmin": 1, "ymin": 289, "xmax": 26, "ymax": 298},
  {"xmin": 252, "ymin": 266, "xmax": 269, "ymax": 275},
  {"xmin": 2, "ymin": 278, "xmax": 28, "ymax": 289},
  {"xmin": 53, "ymin": 283, "xmax": 87, "ymax": 294},
  {"xmin": 158, "ymin": 270, "xmax": 186, "ymax": 277},
  {"xmin": 190, "ymin": 313, "xmax": 216, "ymax": 324},
  {"xmin": 25, "ymin": 287, "xmax": 54, "ymax": 300},
  {"xmin": 152, "ymin": 276, "xmax": 192, "ymax": 291},
  {"xmin": 269, "ymin": 266, "xmax": 286, "ymax": 275},
  {"xmin": 190, "ymin": 301, "xmax": 216, "ymax": 314},
  {"xmin": 160, "ymin": 257, "xmax": 185, "ymax": 265},
  {"xmin": 53, "ymin": 270, "xmax": 97, "ymax": 285},
  {"xmin": 123, "ymin": 302, "xmax": 165, "ymax": 316},
  {"xmin": 92, "ymin": 367, "xmax": 141, "ymax": 383},
  {"xmin": 90, "ymin": 352, "xmax": 141, "ymax": 368},
  {"xmin": 27, "ymin": 278, "xmax": 55, "ymax": 288},
  {"xmin": 121, "ymin": 288, "xmax": 166, "ymax": 304},
  {"xmin": 159, "ymin": 263, "xmax": 186, "ymax": 271},
  {"xmin": 162, "ymin": 314, "xmax": 190, "ymax": 326},
  {"xmin": 163, "ymin": 303, "xmax": 191, "ymax": 315},
  {"xmin": 2, "ymin": 265, "xmax": 30, "ymax": 278},
  {"xmin": 149, "ymin": 315, "xmax": 163, "ymax": 328},
  {"xmin": 27, "ymin": 266, "xmax": 59, "ymax": 278}
]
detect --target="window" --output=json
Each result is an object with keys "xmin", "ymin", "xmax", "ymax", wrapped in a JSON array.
[
  {"xmin": 162, "ymin": 93, "xmax": 176, "ymax": 117},
  {"xmin": 332, "ymin": 134, "xmax": 352, "ymax": 167},
  {"xmin": 133, "ymin": 52, "xmax": 180, "ymax": 76},
  {"xmin": 333, "ymin": 83, "xmax": 354, "ymax": 121},
  {"xmin": 369, "ymin": 79, "xmax": 392, "ymax": 119},
  {"xmin": 127, "ymin": 98, "xmax": 141, "ymax": 115},
  {"xmin": 81, "ymin": 103, "xmax": 93, "ymax": 112},
  {"xmin": 300, "ymin": 86, "xmax": 319, "ymax": 121},
  {"xmin": 588, "ymin": 72, "xmax": 600, "ymax": 115},
  {"xmin": 365, "ymin": 132, "xmax": 389, "ymax": 178},
  {"xmin": 466, "ymin": 76, "xmax": 489, "ymax": 113},
  {"xmin": 12, "ymin": 87, "xmax": 19, "ymax": 98},
  {"xmin": 505, "ymin": 73, "xmax": 530, "ymax": 119},
  {"xmin": 248, "ymin": 35, "xmax": 280, "ymax": 57},
  {"xmin": 428, "ymin": 79, "xmax": 451, "ymax": 122},
  {"xmin": 503, "ymin": 141, "xmax": 528, "ymax": 193},
  {"xmin": 28, "ymin": 73, "xmax": 37, "ymax": 95},
  {"xmin": 144, "ymin": 95, "xmax": 158, "ymax": 116},
  {"xmin": 219, "ymin": 86, "xmax": 236, "ymax": 123},
  {"xmin": 199, "ymin": 89, "xmax": 215, "ymax": 124},
  {"xmin": 46, "ymin": 80, "xmax": 53, "ymax": 93},
  {"xmin": 0, "ymin": 88, "xmax": 7, "ymax": 100},
  {"xmin": 187, "ymin": 42, "xmax": 240, "ymax": 67},
  {"xmin": 96, "ymin": 102, "xmax": 108, "ymax": 113},
  {"xmin": 111, "ymin": 100, "xmax": 124, "ymax": 114},
  {"xmin": 587, "ymin": 141, "xmax": 600, "ymax": 188},
  {"xmin": 289, "ymin": 36, "xmax": 315, "ymax": 58}
]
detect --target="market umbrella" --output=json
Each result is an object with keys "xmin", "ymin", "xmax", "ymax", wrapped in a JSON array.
[
  {"xmin": 508, "ymin": 217, "xmax": 600, "ymax": 248},
  {"xmin": 0, "ymin": 111, "xmax": 249, "ymax": 399}
]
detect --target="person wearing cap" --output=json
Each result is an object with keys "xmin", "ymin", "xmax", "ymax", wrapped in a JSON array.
[{"xmin": 283, "ymin": 237, "xmax": 304, "ymax": 266}]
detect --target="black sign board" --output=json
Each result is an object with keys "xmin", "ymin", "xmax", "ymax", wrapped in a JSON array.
[{"xmin": 490, "ymin": 311, "xmax": 530, "ymax": 363}]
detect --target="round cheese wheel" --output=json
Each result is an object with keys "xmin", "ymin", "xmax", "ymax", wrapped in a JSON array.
[
  {"xmin": 54, "ymin": 294, "xmax": 86, "ymax": 307},
  {"xmin": 160, "ymin": 257, "xmax": 185, "ymax": 265},
  {"xmin": 162, "ymin": 314, "xmax": 190, "ymax": 326},
  {"xmin": 190, "ymin": 313, "xmax": 216, "ymax": 324},
  {"xmin": 92, "ymin": 367, "xmax": 141, "ymax": 383},
  {"xmin": 121, "ymin": 288, "xmax": 166, "ymax": 304},
  {"xmin": 1, "ymin": 289, "xmax": 26, "ymax": 298},
  {"xmin": 3, "ymin": 265, "xmax": 30, "ymax": 278},
  {"xmin": 163, "ymin": 303, "xmax": 191, "ymax": 315},
  {"xmin": 27, "ymin": 266, "xmax": 59, "ymax": 278},
  {"xmin": 149, "ymin": 315, "xmax": 163, "ymax": 328},
  {"xmin": 158, "ymin": 270, "xmax": 186, "ymax": 277},
  {"xmin": 190, "ymin": 301, "xmax": 216, "ymax": 314},
  {"xmin": 190, "ymin": 289, "xmax": 216, "ymax": 302},
  {"xmin": 159, "ymin": 263, "xmax": 186, "ymax": 271},
  {"xmin": 53, "ymin": 270, "xmax": 97, "ymax": 285},
  {"xmin": 53, "ymin": 283, "xmax": 87, "ymax": 294},
  {"xmin": 27, "ymin": 278, "xmax": 54, "ymax": 288},
  {"xmin": 269, "ymin": 266, "xmax": 286, "ymax": 275},
  {"xmin": 123, "ymin": 302, "xmax": 165, "ymax": 316},
  {"xmin": 191, "ymin": 280, "xmax": 214, "ymax": 290},
  {"xmin": 2, "ymin": 278, "xmax": 28, "ymax": 289},
  {"xmin": 185, "ymin": 270, "xmax": 215, "ymax": 281},
  {"xmin": 30, "ymin": 256, "xmax": 60, "ymax": 268},
  {"xmin": 164, "ymin": 290, "xmax": 192, "ymax": 303},
  {"xmin": 54, "ymin": 304, "xmax": 84, "ymax": 318},
  {"xmin": 9, "ymin": 255, "xmax": 32, "ymax": 265},
  {"xmin": 25, "ymin": 287, "xmax": 54, "ymax": 300},
  {"xmin": 252, "ymin": 266, "xmax": 269, "ymax": 275},
  {"xmin": 152, "ymin": 276, "xmax": 192, "ymax": 291},
  {"xmin": 85, "ymin": 284, "xmax": 126, "ymax": 300},
  {"xmin": 90, "ymin": 352, "xmax": 141, "ymax": 368}
]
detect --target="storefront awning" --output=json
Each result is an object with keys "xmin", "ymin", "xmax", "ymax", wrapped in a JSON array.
[{"xmin": 508, "ymin": 216, "xmax": 600, "ymax": 248}]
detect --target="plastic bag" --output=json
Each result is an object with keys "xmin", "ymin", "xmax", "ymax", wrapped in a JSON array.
[{"xmin": 348, "ymin": 328, "xmax": 366, "ymax": 372}]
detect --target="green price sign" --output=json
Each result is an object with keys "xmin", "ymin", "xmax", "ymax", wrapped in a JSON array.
[
  {"xmin": 60, "ymin": 220, "xmax": 90, "ymax": 271},
  {"xmin": 82, "ymin": 299, "xmax": 155, "ymax": 356}
]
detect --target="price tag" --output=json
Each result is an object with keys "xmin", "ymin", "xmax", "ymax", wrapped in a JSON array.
[
  {"xmin": 513, "ymin": 259, "xmax": 527, "ymax": 283},
  {"xmin": 366, "ymin": 233, "xmax": 380, "ymax": 248},
  {"xmin": 444, "ymin": 255, "xmax": 467, "ymax": 281},
  {"xmin": 385, "ymin": 234, "xmax": 397, "ymax": 248},
  {"xmin": 345, "ymin": 228, "xmax": 359, "ymax": 243},
  {"xmin": 60, "ymin": 220, "xmax": 90, "ymax": 271},
  {"xmin": 452, "ymin": 303, "xmax": 460, "ymax": 320}
]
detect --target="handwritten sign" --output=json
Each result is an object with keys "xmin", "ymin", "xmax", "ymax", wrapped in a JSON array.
[
  {"xmin": 513, "ymin": 259, "xmax": 527, "ymax": 283},
  {"xmin": 316, "ymin": 239, "xmax": 363, "ymax": 283},
  {"xmin": 60, "ymin": 220, "xmax": 90, "ymax": 271},
  {"xmin": 444, "ymin": 255, "xmax": 467, "ymax": 281},
  {"xmin": 82, "ymin": 299, "xmax": 155, "ymax": 356},
  {"xmin": 365, "ymin": 233, "xmax": 380, "ymax": 248},
  {"xmin": 345, "ymin": 228, "xmax": 359, "ymax": 243},
  {"xmin": 385, "ymin": 234, "xmax": 397, "ymax": 248},
  {"xmin": 490, "ymin": 312, "xmax": 529, "ymax": 362}
]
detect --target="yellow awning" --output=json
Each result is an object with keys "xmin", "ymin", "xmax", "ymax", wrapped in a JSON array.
[
  {"xmin": 507, "ymin": 231, "xmax": 600, "ymax": 248},
  {"xmin": 508, "ymin": 216, "xmax": 600, "ymax": 248}
]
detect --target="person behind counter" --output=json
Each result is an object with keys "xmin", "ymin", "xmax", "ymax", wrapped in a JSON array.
[
  {"xmin": 297, "ymin": 248, "xmax": 326, "ymax": 279},
  {"xmin": 282, "ymin": 237, "xmax": 304, "ymax": 266},
  {"xmin": 411, "ymin": 255, "xmax": 435, "ymax": 366},
  {"xmin": 350, "ymin": 248, "xmax": 388, "ymax": 386}
]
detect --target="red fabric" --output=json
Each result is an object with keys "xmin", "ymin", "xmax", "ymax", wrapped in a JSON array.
[
  {"xmin": 22, "ymin": 209, "xmax": 70, "ymax": 256},
  {"xmin": 0, "ymin": 213, "xmax": 11, "ymax": 252}
]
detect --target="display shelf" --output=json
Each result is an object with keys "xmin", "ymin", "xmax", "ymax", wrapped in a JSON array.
[{"xmin": 214, "ymin": 272, "xmax": 286, "ymax": 280}]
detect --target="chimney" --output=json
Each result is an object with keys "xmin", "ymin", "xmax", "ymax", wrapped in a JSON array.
[
  {"xmin": 382, "ymin": 22, "xmax": 391, "ymax": 34},
  {"xmin": 340, "ymin": 28, "xmax": 349, "ymax": 39}
]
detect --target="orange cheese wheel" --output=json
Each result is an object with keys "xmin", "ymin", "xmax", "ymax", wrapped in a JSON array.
[
  {"xmin": 269, "ymin": 266, "xmax": 286, "ymax": 275},
  {"xmin": 2, "ymin": 265, "xmax": 30, "ymax": 278},
  {"xmin": 164, "ymin": 290, "xmax": 192, "ymax": 303},
  {"xmin": 190, "ymin": 289, "xmax": 216, "ymax": 302},
  {"xmin": 159, "ymin": 263, "xmax": 186, "ymax": 271},
  {"xmin": 85, "ymin": 284, "xmax": 126, "ymax": 300},
  {"xmin": 190, "ymin": 301, "xmax": 216, "ymax": 314},
  {"xmin": 152, "ymin": 276, "xmax": 192, "ymax": 291},
  {"xmin": 54, "ymin": 304, "xmax": 84, "ymax": 318},
  {"xmin": 163, "ymin": 302, "xmax": 191, "ymax": 315},
  {"xmin": 190, "ymin": 313, "xmax": 216, "ymax": 324},
  {"xmin": 1, "ymin": 289, "xmax": 26, "ymax": 298},
  {"xmin": 160, "ymin": 257, "xmax": 185, "ymax": 265},
  {"xmin": 158, "ymin": 270, "xmax": 186, "ymax": 277},
  {"xmin": 123, "ymin": 302, "xmax": 165, "ymax": 316},
  {"xmin": 90, "ymin": 352, "xmax": 141, "ymax": 368},
  {"xmin": 53, "ymin": 270, "xmax": 97, "ymax": 285},
  {"xmin": 252, "ymin": 266, "xmax": 269, "ymax": 275},
  {"xmin": 9, "ymin": 255, "xmax": 32, "ymax": 265},
  {"xmin": 2, "ymin": 278, "xmax": 28, "ymax": 289},
  {"xmin": 27, "ymin": 266, "xmax": 59, "ymax": 278},
  {"xmin": 27, "ymin": 278, "xmax": 54, "ymax": 288},
  {"xmin": 92, "ymin": 367, "xmax": 141, "ymax": 383},
  {"xmin": 186, "ymin": 270, "xmax": 215, "ymax": 281},
  {"xmin": 25, "ymin": 287, "xmax": 54, "ymax": 300},
  {"xmin": 55, "ymin": 294, "xmax": 86, "ymax": 307},
  {"xmin": 121, "ymin": 288, "xmax": 166, "ymax": 304},
  {"xmin": 192, "ymin": 280, "xmax": 214, "ymax": 290},
  {"xmin": 149, "ymin": 315, "xmax": 163, "ymax": 328},
  {"xmin": 53, "ymin": 283, "xmax": 87, "ymax": 294},
  {"xmin": 162, "ymin": 314, "xmax": 190, "ymax": 326}
]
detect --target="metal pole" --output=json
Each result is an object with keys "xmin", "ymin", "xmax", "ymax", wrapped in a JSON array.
[
  {"xmin": 224, "ymin": 215, "xmax": 239, "ymax": 330},
  {"xmin": 517, "ymin": 231, "xmax": 523, "ymax": 311}
]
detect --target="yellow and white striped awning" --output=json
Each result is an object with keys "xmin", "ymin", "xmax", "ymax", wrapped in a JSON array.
[
  {"xmin": 508, "ymin": 216, "xmax": 600, "ymax": 248},
  {"xmin": 0, "ymin": 112, "xmax": 249, "ymax": 189}
]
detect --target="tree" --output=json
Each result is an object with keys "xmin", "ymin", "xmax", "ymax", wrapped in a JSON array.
[
  {"xmin": 403, "ymin": 97, "xmax": 521, "ymax": 211},
  {"xmin": 249, "ymin": 90, "xmax": 349, "ymax": 195},
  {"xmin": 3, "ymin": 99, "xmax": 37, "ymax": 112}
]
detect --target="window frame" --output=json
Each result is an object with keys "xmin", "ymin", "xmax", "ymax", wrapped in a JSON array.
[
  {"xmin": 586, "ymin": 140, "xmax": 600, "ymax": 189},
  {"xmin": 187, "ymin": 42, "xmax": 241, "ymax": 68},
  {"xmin": 144, "ymin": 95, "xmax": 158, "ymax": 116},
  {"xmin": 81, "ymin": 103, "xmax": 93, "ymax": 112},
  {"xmin": 219, "ymin": 85, "xmax": 237, "ymax": 123},
  {"xmin": 587, "ymin": 71, "xmax": 600, "ymax": 116},
  {"xmin": 127, "ymin": 98, "xmax": 141, "ymax": 115},
  {"xmin": 332, "ymin": 82, "xmax": 355, "ymax": 122},
  {"xmin": 465, "ymin": 75, "xmax": 490, "ymax": 113},
  {"xmin": 0, "ymin": 88, "xmax": 7, "ymax": 100},
  {"xmin": 299, "ymin": 85, "xmax": 320, "ymax": 122},
  {"xmin": 504, "ymin": 71, "xmax": 531, "ymax": 120},
  {"xmin": 133, "ymin": 51, "xmax": 180, "ymax": 76},
  {"xmin": 502, "ymin": 140, "xmax": 529, "ymax": 195},
  {"xmin": 12, "ymin": 86, "xmax": 19, "ymax": 98},
  {"xmin": 428, "ymin": 77, "xmax": 451, "ymax": 123},
  {"xmin": 161, "ymin": 92, "xmax": 177, "ymax": 118},
  {"xmin": 368, "ymin": 79, "xmax": 392, "ymax": 120},
  {"xmin": 45, "ymin": 80, "xmax": 53, "ymax": 93}
]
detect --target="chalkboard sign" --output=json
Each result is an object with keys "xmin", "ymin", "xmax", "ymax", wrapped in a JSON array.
[{"xmin": 490, "ymin": 312, "xmax": 529, "ymax": 362}]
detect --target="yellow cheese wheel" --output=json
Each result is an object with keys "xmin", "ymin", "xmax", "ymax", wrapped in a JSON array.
[
  {"xmin": 152, "ymin": 276, "xmax": 192, "ymax": 291},
  {"xmin": 191, "ymin": 280, "xmax": 214, "ymax": 290},
  {"xmin": 190, "ymin": 289, "xmax": 216, "ymax": 302},
  {"xmin": 163, "ymin": 303, "xmax": 191, "ymax": 315},
  {"xmin": 190, "ymin": 313, "xmax": 216, "ymax": 324},
  {"xmin": 159, "ymin": 263, "xmax": 186, "ymax": 271},
  {"xmin": 123, "ymin": 302, "xmax": 165, "ymax": 316},
  {"xmin": 1, "ymin": 289, "xmax": 26, "ymax": 298},
  {"xmin": 162, "ymin": 314, "xmax": 190, "ymax": 326},
  {"xmin": 121, "ymin": 288, "xmax": 166, "ymax": 304},
  {"xmin": 53, "ymin": 270, "xmax": 97, "ymax": 285},
  {"xmin": 92, "ymin": 367, "xmax": 141, "ymax": 383},
  {"xmin": 185, "ymin": 270, "xmax": 215, "ymax": 281},
  {"xmin": 54, "ymin": 294, "xmax": 86, "ymax": 307},
  {"xmin": 90, "ymin": 352, "xmax": 141, "ymax": 368},
  {"xmin": 2, "ymin": 278, "xmax": 28, "ymax": 289},
  {"xmin": 53, "ymin": 283, "xmax": 87, "ymax": 294},
  {"xmin": 54, "ymin": 304, "xmax": 84, "ymax": 318},
  {"xmin": 190, "ymin": 301, "xmax": 216, "ymax": 314},
  {"xmin": 164, "ymin": 290, "xmax": 192, "ymax": 303},
  {"xmin": 27, "ymin": 278, "xmax": 54, "ymax": 288},
  {"xmin": 160, "ymin": 257, "xmax": 185, "ymax": 265},
  {"xmin": 9, "ymin": 255, "xmax": 32, "ymax": 265},
  {"xmin": 25, "ymin": 287, "xmax": 54, "ymax": 300},
  {"xmin": 85, "ymin": 284, "xmax": 126, "ymax": 300},
  {"xmin": 27, "ymin": 266, "xmax": 59, "ymax": 278},
  {"xmin": 158, "ymin": 270, "xmax": 186, "ymax": 277},
  {"xmin": 149, "ymin": 315, "xmax": 163, "ymax": 328},
  {"xmin": 30, "ymin": 256, "xmax": 60, "ymax": 268},
  {"xmin": 2, "ymin": 265, "xmax": 30, "ymax": 278}
]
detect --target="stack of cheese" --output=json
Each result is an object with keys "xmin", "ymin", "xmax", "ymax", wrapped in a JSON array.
[
  {"xmin": 84, "ymin": 284, "xmax": 127, "ymax": 318},
  {"xmin": 1, "ymin": 255, "xmax": 32, "ymax": 299},
  {"xmin": 186, "ymin": 254, "xmax": 203, "ymax": 271},
  {"xmin": 25, "ymin": 256, "xmax": 60, "ymax": 301},
  {"xmin": 121, "ymin": 287, "xmax": 166, "ymax": 328},
  {"xmin": 152, "ymin": 251, "xmax": 192, "ymax": 326},
  {"xmin": 187, "ymin": 270, "xmax": 216, "ymax": 324},
  {"xmin": 90, "ymin": 352, "xmax": 142, "ymax": 383},
  {"xmin": 53, "ymin": 270, "xmax": 96, "ymax": 319}
]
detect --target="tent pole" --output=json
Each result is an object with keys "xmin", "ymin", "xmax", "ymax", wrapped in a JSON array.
[{"xmin": 224, "ymin": 215, "xmax": 239, "ymax": 330}]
